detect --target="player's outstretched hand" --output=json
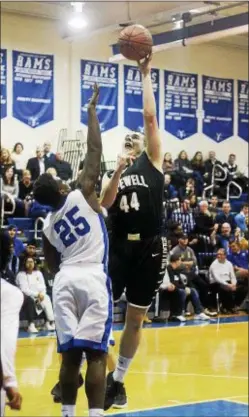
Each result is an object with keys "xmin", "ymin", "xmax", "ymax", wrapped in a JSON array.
[
  {"xmin": 6, "ymin": 387, "xmax": 23, "ymax": 410},
  {"xmin": 137, "ymin": 53, "xmax": 152, "ymax": 76},
  {"xmin": 88, "ymin": 83, "xmax": 99, "ymax": 108}
]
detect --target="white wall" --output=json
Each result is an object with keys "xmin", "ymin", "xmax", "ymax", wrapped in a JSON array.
[{"xmin": 1, "ymin": 12, "xmax": 248, "ymax": 168}]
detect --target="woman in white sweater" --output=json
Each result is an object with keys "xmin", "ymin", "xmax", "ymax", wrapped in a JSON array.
[{"xmin": 16, "ymin": 257, "xmax": 55, "ymax": 331}]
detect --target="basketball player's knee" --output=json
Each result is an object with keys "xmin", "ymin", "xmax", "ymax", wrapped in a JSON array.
[{"xmin": 126, "ymin": 316, "xmax": 144, "ymax": 332}]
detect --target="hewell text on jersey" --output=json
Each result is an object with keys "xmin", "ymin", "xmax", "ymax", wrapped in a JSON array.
[{"xmin": 118, "ymin": 175, "xmax": 149, "ymax": 190}]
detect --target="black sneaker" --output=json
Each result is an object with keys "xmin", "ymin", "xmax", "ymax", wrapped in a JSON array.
[
  {"xmin": 113, "ymin": 385, "xmax": 127, "ymax": 409},
  {"xmin": 51, "ymin": 374, "xmax": 84, "ymax": 403},
  {"xmin": 104, "ymin": 372, "xmax": 127, "ymax": 411}
]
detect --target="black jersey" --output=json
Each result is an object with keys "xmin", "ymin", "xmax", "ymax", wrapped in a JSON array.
[{"xmin": 109, "ymin": 152, "xmax": 164, "ymax": 239}]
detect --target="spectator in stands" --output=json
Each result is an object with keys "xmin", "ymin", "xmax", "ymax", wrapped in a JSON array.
[
  {"xmin": 8, "ymin": 243, "xmax": 20, "ymax": 276},
  {"xmin": 215, "ymin": 201, "xmax": 236, "ymax": 231},
  {"xmin": 223, "ymin": 154, "xmax": 239, "ymax": 179},
  {"xmin": 191, "ymin": 151, "xmax": 205, "ymax": 177},
  {"xmin": 164, "ymin": 174, "xmax": 177, "ymax": 200},
  {"xmin": 209, "ymin": 249, "xmax": 238, "ymax": 313},
  {"xmin": 16, "ymin": 257, "xmax": 55, "ymax": 331},
  {"xmin": 46, "ymin": 167, "xmax": 58, "ymax": 178},
  {"xmin": 209, "ymin": 195, "xmax": 220, "ymax": 219},
  {"xmin": 171, "ymin": 199, "xmax": 195, "ymax": 235},
  {"xmin": 170, "ymin": 234, "xmax": 197, "ymax": 275},
  {"xmin": 204, "ymin": 151, "xmax": 222, "ymax": 177},
  {"xmin": 166, "ymin": 222, "xmax": 183, "ymax": 250},
  {"xmin": 228, "ymin": 241, "xmax": 249, "ymax": 279},
  {"xmin": 235, "ymin": 204, "xmax": 249, "ymax": 233},
  {"xmin": 194, "ymin": 200, "xmax": 215, "ymax": 236},
  {"xmin": 162, "ymin": 152, "xmax": 175, "ymax": 174},
  {"xmin": 26, "ymin": 147, "xmax": 47, "ymax": 181},
  {"xmin": 54, "ymin": 152, "xmax": 73, "ymax": 181},
  {"xmin": 19, "ymin": 239, "xmax": 40, "ymax": 270},
  {"xmin": 7, "ymin": 226, "xmax": 25, "ymax": 257},
  {"xmin": 162, "ymin": 253, "xmax": 209, "ymax": 321},
  {"xmin": 0, "ymin": 148, "xmax": 15, "ymax": 176},
  {"xmin": 1, "ymin": 167, "xmax": 19, "ymax": 198},
  {"xmin": 18, "ymin": 169, "xmax": 33, "ymax": 200},
  {"xmin": 213, "ymin": 223, "xmax": 240, "ymax": 253},
  {"xmin": 179, "ymin": 178, "xmax": 197, "ymax": 201},
  {"xmin": 1, "ymin": 167, "xmax": 25, "ymax": 216},
  {"xmin": 174, "ymin": 150, "xmax": 193, "ymax": 177},
  {"xmin": 11, "ymin": 143, "xmax": 26, "ymax": 179},
  {"xmin": 43, "ymin": 141, "xmax": 56, "ymax": 165}
]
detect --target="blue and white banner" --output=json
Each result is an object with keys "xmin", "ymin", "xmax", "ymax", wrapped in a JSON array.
[
  {"xmin": 124, "ymin": 65, "xmax": 159, "ymax": 132},
  {"xmin": 0, "ymin": 49, "xmax": 7, "ymax": 119},
  {"xmin": 202, "ymin": 75, "xmax": 234, "ymax": 142},
  {"xmin": 238, "ymin": 80, "xmax": 248, "ymax": 142},
  {"xmin": 12, "ymin": 50, "xmax": 54, "ymax": 128},
  {"xmin": 81, "ymin": 60, "xmax": 118, "ymax": 132},
  {"xmin": 164, "ymin": 70, "xmax": 198, "ymax": 139}
]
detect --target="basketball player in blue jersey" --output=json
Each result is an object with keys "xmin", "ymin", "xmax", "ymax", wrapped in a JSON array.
[
  {"xmin": 100, "ymin": 55, "xmax": 167, "ymax": 410},
  {"xmin": 33, "ymin": 84, "xmax": 112, "ymax": 417}
]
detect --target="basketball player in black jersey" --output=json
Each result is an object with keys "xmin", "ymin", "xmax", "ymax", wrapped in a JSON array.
[{"xmin": 100, "ymin": 55, "xmax": 167, "ymax": 410}]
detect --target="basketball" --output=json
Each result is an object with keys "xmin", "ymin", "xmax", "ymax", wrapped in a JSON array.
[{"xmin": 118, "ymin": 24, "xmax": 153, "ymax": 61}]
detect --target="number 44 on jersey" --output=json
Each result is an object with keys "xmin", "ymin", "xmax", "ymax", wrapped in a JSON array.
[{"xmin": 119, "ymin": 192, "xmax": 140, "ymax": 213}]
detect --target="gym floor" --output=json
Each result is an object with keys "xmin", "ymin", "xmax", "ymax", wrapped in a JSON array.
[{"xmin": 6, "ymin": 315, "xmax": 248, "ymax": 417}]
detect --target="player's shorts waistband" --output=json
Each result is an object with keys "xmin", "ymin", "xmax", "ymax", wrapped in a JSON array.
[{"xmin": 113, "ymin": 232, "xmax": 161, "ymax": 241}]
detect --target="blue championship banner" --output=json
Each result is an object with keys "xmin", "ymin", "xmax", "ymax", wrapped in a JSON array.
[
  {"xmin": 124, "ymin": 65, "xmax": 159, "ymax": 132},
  {"xmin": 202, "ymin": 75, "xmax": 234, "ymax": 142},
  {"xmin": 81, "ymin": 60, "xmax": 118, "ymax": 132},
  {"xmin": 164, "ymin": 70, "xmax": 198, "ymax": 139},
  {"xmin": 12, "ymin": 50, "xmax": 54, "ymax": 128},
  {"xmin": 238, "ymin": 80, "xmax": 248, "ymax": 142},
  {"xmin": 1, "ymin": 49, "xmax": 7, "ymax": 119}
]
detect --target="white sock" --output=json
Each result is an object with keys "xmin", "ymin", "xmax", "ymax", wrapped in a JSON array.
[
  {"xmin": 89, "ymin": 408, "xmax": 104, "ymax": 417},
  {"xmin": 113, "ymin": 355, "xmax": 132, "ymax": 383},
  {"xmin": 62, "ymin": 405, "xmax": 76, "ymax": 417}
]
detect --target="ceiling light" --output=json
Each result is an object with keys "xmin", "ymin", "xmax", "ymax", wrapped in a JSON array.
[
  {"xmin": 68, "ymin": 14, "xmax": 87, "ymax": 30},
  {"xmin": 71, "ymin": 2, "xmax": 84, "ymax": 13}
]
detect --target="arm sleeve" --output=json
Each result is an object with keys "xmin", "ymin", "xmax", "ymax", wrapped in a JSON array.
[{"xmin": 16, "ymin": 272, "xmax": 39, "ymax": 298}]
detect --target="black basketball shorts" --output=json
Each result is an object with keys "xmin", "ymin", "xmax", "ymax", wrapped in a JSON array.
[{"xmin": 108, "ymin": 236, "xmax": 168, "ymax": 308}]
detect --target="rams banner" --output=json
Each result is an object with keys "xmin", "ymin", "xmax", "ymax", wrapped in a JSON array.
[
  {"xmin": 164, "ymin": 70, "xmax": 198, "ymax": 139},
  {"xmin": 202, "ymin": 75, "xmax": 234, "ymax": 142},
  {"xmin": 81, "ymin": 60, "xmax": 118, "ymax": 132},
  {"xmin": 238, "ymin": 80, "xmax": 248, "ymax": 142},
  {"xmin": 124, "ymin": 65, "xmax": 159, "ymax": 132},
  {"xmin": 12, "ymin": 50, "xmax": 54, "ymax": 128},
  {"xmin": 1, "ymin": 49, "xmax": 7, "ymax": 119}
]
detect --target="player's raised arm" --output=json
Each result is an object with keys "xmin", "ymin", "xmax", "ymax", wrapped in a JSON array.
[
  {"xmin": 138, "ymin": 55, "xmax": 162, "ymax": 172},
  {"xmin": 78, "ymin": 83, "xmax": 102, "ymax": 199}
]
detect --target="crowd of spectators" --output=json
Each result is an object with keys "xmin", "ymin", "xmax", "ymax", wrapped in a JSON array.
[
  {"xmin": 1, "ymin": 143, "xmax": 248, "ymax": 325},
  {"xmin": 0, "ymin": 142, "xmax": 73, "ymax": 220}
]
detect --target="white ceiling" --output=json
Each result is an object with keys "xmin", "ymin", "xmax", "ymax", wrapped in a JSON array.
[{"xmin": 1, "ymin": 1, "xmax": 248, "ymax": 48}]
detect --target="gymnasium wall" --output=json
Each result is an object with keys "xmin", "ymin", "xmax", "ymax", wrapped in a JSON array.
[{"xmin": 1, "ymin": 12, "xmax": 248, "ymax": 167}]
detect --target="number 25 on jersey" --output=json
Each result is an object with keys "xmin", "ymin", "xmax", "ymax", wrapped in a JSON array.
[
  {"xmin": 120, "ymin": 192, "xmax": 140, "ymax": 213},
  {"xmin": 54, "ymin": 206, "xmax": 90, "ymax": 247}
]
